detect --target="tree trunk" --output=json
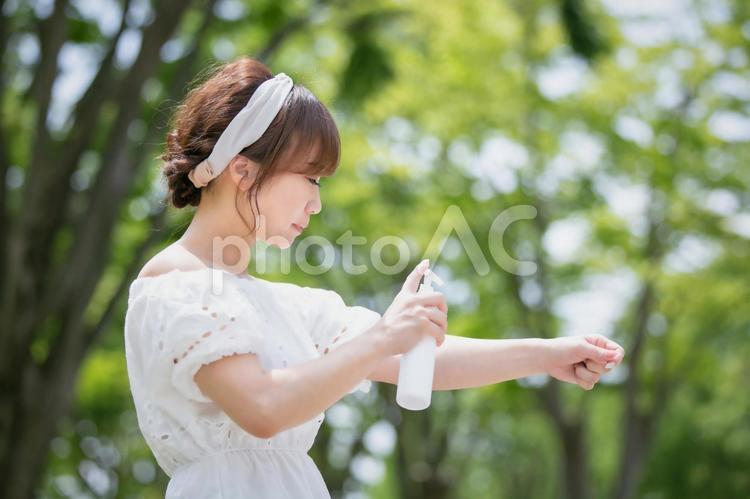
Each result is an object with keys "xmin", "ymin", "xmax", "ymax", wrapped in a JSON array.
[
  {"xmin": 393, "ymin": 390, "xmax": 453, "ymax": 499},
  {"xmin": 0, "ymin": 1, "xmax": 194, "ymax": 495},
  {"xmin": 0, "ymin": 0, "xmax": 330, "ymax": 492},
  {"xmin": 559, "ymin": 419, "xmax": 589, "ymax": 499}
]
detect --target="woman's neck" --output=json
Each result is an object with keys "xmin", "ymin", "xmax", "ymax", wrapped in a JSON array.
[{"xmin": 178, "ymin": 198, "xmax": 257, "ymax": 276}]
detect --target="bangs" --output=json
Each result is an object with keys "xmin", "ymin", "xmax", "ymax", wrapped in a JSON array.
[{"xmin": 272, "ymin": 86, "xmax": 340, "ymax": 177}]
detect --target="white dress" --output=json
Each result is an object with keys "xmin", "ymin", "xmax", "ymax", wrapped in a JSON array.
[{"xmin": 123, "ymin": 267, "xmax": 381, "ymax": 498}]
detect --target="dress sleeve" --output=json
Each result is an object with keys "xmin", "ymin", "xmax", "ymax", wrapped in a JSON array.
[
  {"xmin": 158, "ymin": 277, "xmax": 269, "ymax": 404},
  {"xmin": 303, "ymin": 288, "xmax": 382, "ymax": 394}
]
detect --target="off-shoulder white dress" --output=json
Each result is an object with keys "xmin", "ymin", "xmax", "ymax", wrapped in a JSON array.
[{"xmin": 123, "ymin": 268, "xmax": 381, "ymax": 498}]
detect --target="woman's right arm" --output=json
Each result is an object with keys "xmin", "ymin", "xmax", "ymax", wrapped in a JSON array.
[
  {"xmin": 194, "ymin": 327, "xmax": 389, "ymax": 438},
  {"xmin": 195, "ymin": 260, "xmax": 447, "ymax": 438}
]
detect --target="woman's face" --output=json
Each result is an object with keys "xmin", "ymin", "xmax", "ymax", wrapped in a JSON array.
[{"xmin": 253, "ymin": 170, "xmax": 322, "ymax": 249}]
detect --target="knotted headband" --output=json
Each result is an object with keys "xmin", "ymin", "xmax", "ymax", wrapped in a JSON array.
[{"xmin": 187, "ymin": 72, "xmax": 294, "ymax": 188}]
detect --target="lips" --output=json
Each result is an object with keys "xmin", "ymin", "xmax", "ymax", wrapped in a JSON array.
[{"xmin": 292, "ymin": 223, "xmax": 304, "ymax": 233}]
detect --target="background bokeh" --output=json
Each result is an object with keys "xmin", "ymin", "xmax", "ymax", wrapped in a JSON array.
[{"xmin": 1, "ymin": 0, "xmax": 749, "ymax": 497}]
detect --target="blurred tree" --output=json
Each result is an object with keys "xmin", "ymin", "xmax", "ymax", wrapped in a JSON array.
[
  {"xmin": 0, "ymin": 1, "xmax": 204, "ymax": 496},
  {"xmin": 354, "ymin": 0, "xmax": 750, "ymax": 498},
  {"xmin": 0, "ymin": 0, "xmax": 402, "ymax": 496},
  {"xmin": 558, "ymin": 0, "xmax": 609, "ymax": 61}
]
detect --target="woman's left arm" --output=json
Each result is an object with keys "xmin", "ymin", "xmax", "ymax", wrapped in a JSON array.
[{"xmin": 368, "ymin": 333, "xmax": 624, "ymax": 391}]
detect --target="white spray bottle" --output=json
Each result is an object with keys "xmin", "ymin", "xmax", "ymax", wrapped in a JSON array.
[{"xmin": 396, "ymin": 266, "xmax": 444, "ymax": 411}]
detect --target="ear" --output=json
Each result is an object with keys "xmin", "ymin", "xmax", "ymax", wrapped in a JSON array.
[{"xmin": 226, "ymin": 155, "xmax": 259, "ymax": 192}]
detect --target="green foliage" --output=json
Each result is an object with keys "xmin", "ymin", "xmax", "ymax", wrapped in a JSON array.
[{"xmin": 7, "ymin": 0, "xmax": 746, "ymax": 496}]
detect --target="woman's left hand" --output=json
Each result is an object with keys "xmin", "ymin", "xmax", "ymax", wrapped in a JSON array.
[{"xmin": 542, "ymin": 334, "xmax": 625, "ymax": 390}]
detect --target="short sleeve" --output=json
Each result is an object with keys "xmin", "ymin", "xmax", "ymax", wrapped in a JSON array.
[
  {"xmin": 302, "ymin": 288, "xmax": 382, "ymax": 394},
  {"xmin": 159, "ymin": 277, "xmax": 268, "ymax": 403}
]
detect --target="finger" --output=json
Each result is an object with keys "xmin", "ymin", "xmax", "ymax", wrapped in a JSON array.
[
  {"xmin": 553, "ymin": 365, "xmax": 578, "ymax": 385},
  {"xmin": 583, "ymin": 359, "xmax": 606, "ymax": 374},
  {"xmin": 414, "ymin": 291, "xmax": 447, "ymax": 313},
  {"xmin": 422, "ymin": 306, "xmax": 447, "ymax": 331},
  {"xmin": 586, "ymin": 335, "xmax": 625, "ymax": 364},
  {"xmin": 574, "ymin": 363, "xmax": 600, "ymax": 385},
  {"xmin": 603, "ymin": 347, "xmax": 625, "ymax": 369},
  {"xmin": 426, "ymin": 322, "xmax": 446, "ymax": 346},
  {"xmin": 582, "ymin": 342, "xmax": 619, "ymax": 364},
  {"xmin": 574, "ymin": 367, "xmax": 597, "ymax": 390},
  {"xmin": 402, "ymin": 259, "xmax": 430, "ymax": 293},
  {"xmin": 577, "ymin": 378, "xmax": 596, "ymax": 391}
]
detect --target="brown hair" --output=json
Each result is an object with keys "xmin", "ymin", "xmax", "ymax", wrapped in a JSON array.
[{"xmin": 161, "ymin": 57, "xmax": 340, "ymax": 233}]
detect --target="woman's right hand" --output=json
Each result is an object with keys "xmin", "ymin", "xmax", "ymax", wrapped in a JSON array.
[{"xmin": 375, "ymin": 259, "xmax": 448, "ymax": 357}]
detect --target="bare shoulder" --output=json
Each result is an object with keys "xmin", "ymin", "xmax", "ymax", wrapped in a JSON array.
[{"xmin": 137, "ymin": 244, "xmax": 207, "ymax": 279}]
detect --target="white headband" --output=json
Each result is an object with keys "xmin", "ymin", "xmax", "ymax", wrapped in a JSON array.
[{"xmin": 187, "ymin": 72, "xmax": 294, "ymax": 188}]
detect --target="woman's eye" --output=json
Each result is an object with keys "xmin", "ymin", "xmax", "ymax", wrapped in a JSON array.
[{"xmin": 307, "ymin": 177, "xmax": 321, "ymax": 187}]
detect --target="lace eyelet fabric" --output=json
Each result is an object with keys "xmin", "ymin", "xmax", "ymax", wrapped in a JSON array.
[{"xmin": 124, "ymin": 268, "xmax": 381, "ymax": 497}]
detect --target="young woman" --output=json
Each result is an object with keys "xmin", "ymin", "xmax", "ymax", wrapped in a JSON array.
[{"xmin": 124, "ymin": 57, "xmax": 625, "ymax": 498}]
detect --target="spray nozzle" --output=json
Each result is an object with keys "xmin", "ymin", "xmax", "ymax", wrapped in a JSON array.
[{"xmin": 420, "ymin": 268, "xmax": 444, "ymax": 293}]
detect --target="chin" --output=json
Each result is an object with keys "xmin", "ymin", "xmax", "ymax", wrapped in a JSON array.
[{"xmin": 263, "ymin": 234, "xmax": 294, "ymax": 250}]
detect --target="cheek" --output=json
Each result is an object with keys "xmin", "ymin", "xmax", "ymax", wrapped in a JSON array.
[
  {"xmin": 253, "ymin": 179, "xmax": 284, "ymax": 212},
  {"xmin": 272, "ymin": 179, "xmax": 307, "ymax": 208},
  {"xmin": 252, "ymin": 176, "xmax": 307, "ymax": 224},
  {"xmin": 255, "ymin": 187, "xmax": 294, "ymax": 224}
]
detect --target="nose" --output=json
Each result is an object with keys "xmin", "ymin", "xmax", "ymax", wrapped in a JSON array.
[{"xmin": 307, "ymin": 189, "xmax": 322, "ymax": 215}]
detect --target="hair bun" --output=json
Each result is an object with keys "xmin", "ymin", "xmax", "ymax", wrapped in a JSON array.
[{"xmin": 162, "ymin": 153, "xmax": 202, "ymax": 208}]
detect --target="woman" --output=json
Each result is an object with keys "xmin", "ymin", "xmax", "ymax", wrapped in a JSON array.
[{"xmin": 124, "ymin": 57, "xmax": 625, "ymax": 497}]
